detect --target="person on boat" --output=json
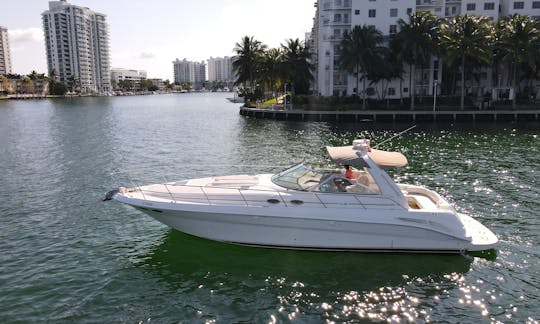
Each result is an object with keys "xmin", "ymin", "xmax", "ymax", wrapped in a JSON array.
[{"xmin": 343, "ymin": 165, "xmax": 355, "ymax": 179}]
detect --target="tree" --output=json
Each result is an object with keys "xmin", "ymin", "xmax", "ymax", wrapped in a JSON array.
[
  {"xmin": 67, "ymin": 74, "xmax": 81, "ymax": 93},
  {"xmin": 395, "ymin": 11, "xmax": 439, "ymax": 110},
  {"xmin": 338, "ymin": 25, "xmax": 385, "ymax": 109},
  {"xmin": 281, "ymin": 38, "xmax": 313, "ymax": 95},
  {"xmin": 232, "ymin": 36, "xmax": 267, "ymax": 101},
  {"xmin": 1, "ymin": 75, "xmax": 12, "ymax": 94},
  {"xmin": 260, "ymin": 48, "xmax": 283, "ymax": 98},
  {"xmin": 21, "ymin": 76, "xmax": 35, "ymax": 94},
  {"xmin": 49, "ymin": 81, "xmax": 67, "ymax": 95},
  {"xmin": 495, "ymin": 14, "xmax": 540, "ymax": 108},
  {"xmin": 368, "ymin": 47, "xmax": 403, "ymax": 107},
  {"xmin": 439, "ymin": 14, "xmax": 494, "ymax": 110},
  {"xmin": 388, "ymin": 35, "xmax": 407, "ymax": 105}
]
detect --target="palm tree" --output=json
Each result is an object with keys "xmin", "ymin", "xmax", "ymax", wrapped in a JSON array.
[
  {"xmin": 281, "ymin": 38, "xmax": 313, "ymax": 95},
  {"xmin": 368, "ymin": 47, "xmax": 404, "ymax": 107},
  {"xmin": 395, "ymin": 11, "xmax": 439, "ymax": 110},
  {"xmin": 260, "ymin": 48, "xmax": 283, "ymax": 99},
  {"xmin": 338, "ymin": 25, "xmax": 384, "ymax": 109},
  {"xmin": 495, "ymin": 14, "xmax": 540, "ymax": 108},
  {"xmin": 388, "ymin": 35, "xmax": 407, "ymax": 105},
  {"xmin": 232, "ymin": 36, "xmax": 267, "ymax": 98},
  {"xmin": 439, "ymin": 14, "xmax": 494, "ymax": 110}
]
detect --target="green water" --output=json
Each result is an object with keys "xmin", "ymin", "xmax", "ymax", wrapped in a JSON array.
[{"xmin": 0, "ymin": 93, "xmax": 538, "ymax": 322}]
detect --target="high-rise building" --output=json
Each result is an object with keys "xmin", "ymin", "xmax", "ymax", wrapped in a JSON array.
[
  {"xmin": 207, "ymin": 56, "xmax": 234, "ymax": 84},
  {"xmin": 172, "ymin": 58, "xmax": 206, "ymax": 90},
  {"xmin": 42, "ymin": 0, "xmax": 111, "ymax": 94},
  {"xmin": 0, "ymin": 26, "xmax": 12, "ymax": 76}
]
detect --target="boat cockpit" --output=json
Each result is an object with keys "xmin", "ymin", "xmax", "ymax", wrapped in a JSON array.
[{"xmin": 271, "ymin": 164, "xmax": 381, "ymax": 194}]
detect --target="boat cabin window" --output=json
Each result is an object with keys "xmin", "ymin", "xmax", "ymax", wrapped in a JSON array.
[{"xmin": 271, "ymin": 164, "xmax": 381, "ymax": 194}]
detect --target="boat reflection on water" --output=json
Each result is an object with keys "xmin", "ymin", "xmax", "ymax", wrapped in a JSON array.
[{"xmin": 134, "ymin": 230, "xmax": 474, "ymax": 289}]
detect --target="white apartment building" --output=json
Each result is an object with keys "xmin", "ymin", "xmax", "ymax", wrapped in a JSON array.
[
  {"xmin": 172, "ymin": 58, "xmax": 206, "ymax": 90},
  {"xmin": 42, "ymin": 0, "xmax": 111, "ymax": 95},
  {"xmin": 0, "ymin": 26, "xmax": 12, "ymax": 76},
  {"xmin": 313, "ymin": 0, "xmax": 540, "ymax": 98},
  {"xmin": 207, "ymin": 56, "xmax": 234, "ymax": 85},
  {"xmin": 110, "ymin": 68, "xmax": 147, "ymax": 90}
]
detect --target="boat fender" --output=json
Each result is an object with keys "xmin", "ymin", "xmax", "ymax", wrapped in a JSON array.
[{"xmin": 103, "ymin": 189, "xmax": 119, "ymax": 201}]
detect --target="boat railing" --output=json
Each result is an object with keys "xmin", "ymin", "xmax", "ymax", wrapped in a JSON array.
[{"xmin": 120, "ymin": 180, "xmax": 406, "ymax": 210}]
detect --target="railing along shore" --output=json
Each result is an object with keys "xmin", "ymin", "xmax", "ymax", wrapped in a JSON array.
[{"xmin": 239, "ymin": 106, "xmax": 540, "ymax": 123}]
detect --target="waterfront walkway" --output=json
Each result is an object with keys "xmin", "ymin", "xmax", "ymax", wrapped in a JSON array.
[{"xmin": 239, "ymin": 107, "xmax": 540, "ymax": 122}]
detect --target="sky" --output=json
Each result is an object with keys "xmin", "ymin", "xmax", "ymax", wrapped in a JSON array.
[{"xmin": 1, "ymin": 0, "xmax": 316, "ymax": 80}]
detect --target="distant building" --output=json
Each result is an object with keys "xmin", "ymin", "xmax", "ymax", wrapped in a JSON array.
[
  {"xmin": 110, "ymin": 68, "xmax": 147, "ymax": 90},
  {"xmin": 312, "ymin": 0, "xmax": 540, "ymax": 98},
  {"xmin": 148, "ymin": 78, "xmax": 165, "ymax": 90},
  {"xmin": 42, "ymin": 0, "xmax": 111, "ymax": 95},
  {"xmin": 0, "ymin": 26, "xmax": 12, "ymax": 76},
  {"xmin": 172, "ymin": 58, "xmax": 206, "ymax": 90},
  {"xmin": 207, "ymin": 56, "xmax": 234, "ymax": 84}
]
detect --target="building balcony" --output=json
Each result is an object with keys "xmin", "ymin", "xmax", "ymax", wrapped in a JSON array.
[
  {"xmin": 321, "ymin": 0, "xmax": 352, "ymax": 11},
  {"xmin": 323, "ymin": 34, "xmax": 345, "ymax": 42},
  {"xmin": 416, "ymin": 0, "xmax": 444, "ymax": 7},
  {"xmin": 322, "ymin": 18, "xmax": 351, "ymax": 26}
]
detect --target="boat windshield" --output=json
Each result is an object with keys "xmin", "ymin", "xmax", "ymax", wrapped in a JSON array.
[
  {"xmin": 271, "ymin": 163, "xmax": 381, "ymax": 194},
  {"xmin": 271, "ymin": 164, "xmax": 321, "ymax": 191}
]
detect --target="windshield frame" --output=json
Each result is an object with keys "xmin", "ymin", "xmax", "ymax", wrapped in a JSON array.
[{"xmin": 270, "ymin": 163, "xmax": 318, "ymax": 190}]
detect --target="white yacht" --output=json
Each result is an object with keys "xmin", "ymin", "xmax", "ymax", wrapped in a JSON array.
[{"xmin": 109, "ymin": 139, "xmax": 497, "ymax": 253}]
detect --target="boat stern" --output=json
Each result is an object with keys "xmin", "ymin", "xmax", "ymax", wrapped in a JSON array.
[{"xmin": 458, "ymin": 213, "xmax": 498, "ymax": 251}]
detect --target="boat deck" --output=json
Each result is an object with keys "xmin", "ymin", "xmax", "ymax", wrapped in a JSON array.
[{"xmin": 120, "ymin": 183, "xmax": 406, "ymax": 210}]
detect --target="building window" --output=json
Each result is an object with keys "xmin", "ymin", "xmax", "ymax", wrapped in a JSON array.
[
  {"xmin": 514, "ymin": 1, "xmax": 524, "ymax": 9},
  {"xmin": 368, "ymin": 9, "xmax": 376, "ymax": 17},
  {"xmin": 355, "ymin": 9, "xmax": 360, "ymax": 15},
  {"xmin": 533, "ymin": 1, "xmax": 540, "ymax": 8},
  {"xmin": 466, "ymin": 3, "xmax": 476, "ymax": 10},
  {"xmin": 389, "ymin": 25, "xmax": 397, "ymax": 34},
  {"xmin": 390, "ymin": 8, "xmax": 398, "ymax": 17},
  {"xmin": 407, "ymin": 8, "xmax": 413, "ymax": 14},
  {"xmin": 484, "ymin": 2, "xmax": 495, "ymax": 10},
  {"xmin": 388, "ymin": 88, "xmax": 396, "ymax": 96}
]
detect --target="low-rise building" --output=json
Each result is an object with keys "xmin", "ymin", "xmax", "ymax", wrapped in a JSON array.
[{"xmin": 110, "ymin": 68, "xmax": 147, "ymax": 90}]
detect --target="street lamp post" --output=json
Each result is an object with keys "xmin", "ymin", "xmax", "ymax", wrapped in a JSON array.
[
  {"xmin": 284, "ymin": 83, "xmax": 288, "ymax": 111},
  {"xmin": 433, "ymin": 79, "xmax": 438, "ymax": 112}
]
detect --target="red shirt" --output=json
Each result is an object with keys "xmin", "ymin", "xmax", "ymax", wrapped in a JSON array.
[{"xmin": 344, "ymin": 169, "xmax": 354, "ymax": 179}]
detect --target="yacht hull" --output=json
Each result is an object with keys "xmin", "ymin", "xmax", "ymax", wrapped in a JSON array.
[{"xmin": 116, "ymin": 195, "xmax": 497, "ymax": 253}]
